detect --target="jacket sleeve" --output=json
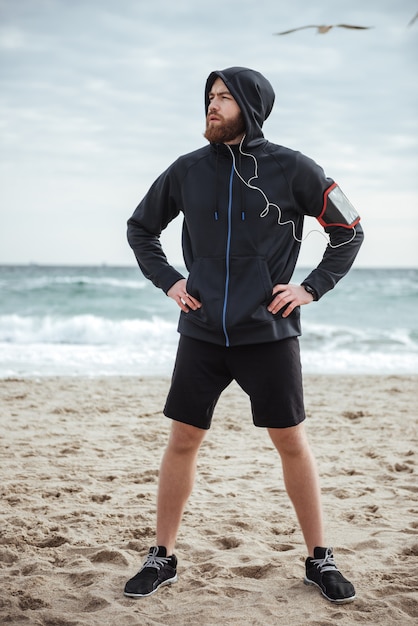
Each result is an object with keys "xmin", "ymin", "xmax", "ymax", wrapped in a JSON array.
[
  {"xmin": 127, "ymin": 164, "xmax": 185, "ymax": 293},
  {"xmin": 301, "ymin": 221, "xmax": 364, "ymax": 299},
  {"xmin": 291, "ymin": 153, "xmax": 364, "ymax": 299}
]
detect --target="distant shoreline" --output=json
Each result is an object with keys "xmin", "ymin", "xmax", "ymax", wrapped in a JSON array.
[{"xmin": 1, "ymin": 263, "xmax": 418, "ymax": 270}]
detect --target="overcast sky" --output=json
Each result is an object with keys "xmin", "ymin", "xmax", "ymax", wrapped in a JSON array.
[{"xmin": 1, "ymin": 0, "xmax": 417, "ymax": 268}]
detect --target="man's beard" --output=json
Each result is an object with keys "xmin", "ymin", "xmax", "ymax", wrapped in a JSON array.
[{"xmin": 204, "ymin": 112, "xmax": 246, "ymax": 144}]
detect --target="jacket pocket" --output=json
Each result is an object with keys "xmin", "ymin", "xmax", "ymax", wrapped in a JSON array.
[
  {"xmin": 185, "ymin": 257, "xmax": 226, "ymax": 329},
  {"xmin": 186, "ymin": 255, "xmax": 275, "ymax": 331},
  {"xmin": 226, "ymin": 256, "xmax": 274, "ymax": 327}
]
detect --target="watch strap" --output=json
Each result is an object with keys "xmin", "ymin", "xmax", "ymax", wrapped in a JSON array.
[{"xmin": 302, "ymin": 283, "xmax": 318, "ymax": 301}]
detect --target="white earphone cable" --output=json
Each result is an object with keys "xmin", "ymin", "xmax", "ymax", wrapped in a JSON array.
[{"xmin": 226, "ymin": 138, "xmax": 356, "ymax": 249}]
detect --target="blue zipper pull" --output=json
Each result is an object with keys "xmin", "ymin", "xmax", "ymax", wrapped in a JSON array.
[{"xmin": 214, "ymin": 211, "xmax": 219, "ymax": 221}]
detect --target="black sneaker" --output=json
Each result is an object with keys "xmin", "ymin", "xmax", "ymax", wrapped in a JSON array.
[
  {"xmin": 304, "ymin": 546, "xmax": 356, "ymax": 603},
  {"xmin": 124, "ymin": 546, "xmax": 178, "ymax": 598}
]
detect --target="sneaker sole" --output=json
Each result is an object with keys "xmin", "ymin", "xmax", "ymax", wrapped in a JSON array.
[
  {"xmin": 124, "ymin": 574, "xmax": 178, "ymax": 598},
  {"xmin": 304, "ymin": 576, "xmax": 356, "ymax": 604}
]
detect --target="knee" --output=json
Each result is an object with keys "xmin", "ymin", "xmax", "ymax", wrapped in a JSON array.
[
  {"xmin": 167, "ymin": 421, "xmax": 206, "ymax": 455},
  {"xmin": 268, "ymin": 423, "xmax": 309, "ymax": 458}
]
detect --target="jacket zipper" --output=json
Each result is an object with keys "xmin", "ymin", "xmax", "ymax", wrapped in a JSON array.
[{"xmin": 222, "ymin": 164, "xmax": 234, "ymax": 347}]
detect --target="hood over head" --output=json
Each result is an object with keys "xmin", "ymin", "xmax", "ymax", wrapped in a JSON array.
[{"xmin": 205, "ymin": 66, "xmax": 275, "ymax": 146}]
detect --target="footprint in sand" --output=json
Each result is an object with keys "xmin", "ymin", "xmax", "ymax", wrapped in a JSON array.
[
  {"xmin": 81, "ymin": 593, "xmax": 111, "ymax": 612},
  {"xmin": 274, "ymin": 543, "xmax": 295, "ymax": 552},
  {"xmin": 89, "ymin": 549, "xmax": 129, "ymax": 566},
  {"xmin": 402, "ymin": 543, "xmax": 418, "ymax": 557},
  {"xmin": 391, "ymin": 462, "xmax": 414, "ymax": 473},
  {"xmin": 216, "ymin": 535, "xmax": 242, "ymax": 549},
  {"xmin": 90, "ymin": 494, "xmax": 112, "ymax": 503},
  {"xmin": 35, "ymin": 534, "xmax": 68, "ymax": 548},
  {"xmin": 0, "ymin": 547, "xmax": 18, "ymax": 565},
  {"xmin": 342, "ymin": 410, "xmax": 368, "ymax": 420},
  {"xmin": 40, "ymin": 616, "xmax": 80, "ymax": 626},
  {"xmin": 18, "ymin": 594, "xmax": 50, "ymax": 611},
  {"xmin": 68, "ymin": 570, "xmax": 98, "ymax": 587},
  {"xmin": 231, "ymin": 563, "xmax": 276, "ymax": 579},
  {"xmin": 132, "ymin": 469, "xmax": 158, "ymax": 484}
]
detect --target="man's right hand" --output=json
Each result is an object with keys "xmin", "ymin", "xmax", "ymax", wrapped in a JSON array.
[{"xmin": 167, "ymin": 279, "xmax": 202, "ymax": 313}]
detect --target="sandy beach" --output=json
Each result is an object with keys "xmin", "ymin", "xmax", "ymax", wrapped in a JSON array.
[{"xmin": 0, "ymin": 374, "xmax": 417, "ymax": 625}]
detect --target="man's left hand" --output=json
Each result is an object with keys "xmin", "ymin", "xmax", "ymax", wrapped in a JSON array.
[{"xmin": 267, "ymin": 283, "xmax": 314, "ymax": 317}]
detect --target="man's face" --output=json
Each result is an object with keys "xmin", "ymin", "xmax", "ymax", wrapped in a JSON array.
[{"xmin": 204, "ymin": 77, "xmax": 245, "ymax": 145}]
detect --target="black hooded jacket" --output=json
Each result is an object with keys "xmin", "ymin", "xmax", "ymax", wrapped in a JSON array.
[{"xmin": 127, "ymin": 66, "xmax": 364, "ymax": 347}]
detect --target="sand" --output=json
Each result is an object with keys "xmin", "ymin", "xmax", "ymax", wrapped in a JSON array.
[{"xmin": 0, "ymin": 374, "xmax": 417, "ymax": 625}]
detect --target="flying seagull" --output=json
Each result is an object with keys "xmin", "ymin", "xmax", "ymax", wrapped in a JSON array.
[{"xmin": 274, "ymin": 24, "xmax": 373, "ymax": 35}]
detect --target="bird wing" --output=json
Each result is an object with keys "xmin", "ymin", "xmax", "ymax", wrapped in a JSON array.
[
  {"xmin": 274, "ymin": 23, "xmax": 372, "ymax": 36},
  {"xmin": 274, "ymin": 25, "xmax": 325, "ymax": 35},
  {"xmin": 336, "ymin": 24, "xmax": 373, "ymax": 30},
  {"xmin": 408, "ymin": 11, "xmax": 418, "ymax": 26}
]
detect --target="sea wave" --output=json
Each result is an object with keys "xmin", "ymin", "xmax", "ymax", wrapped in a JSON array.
[
  {"xmin": 301, "ymin": 349, "xmax": 418, "ymax": 375},
  {"xmin": 302, "ymin": 321, "xmax": 417, "ymax": 352},
  {"xmin": 1, "ymin": 342, "xmax": 417, "ymax": 377},
  {"xmin": 1, "ymin": 275, "xmax": 147, "ymax": 293},
  {"xmin": 1, "ymin": 265, "xmax": 417, "ymax": 376},
  {"xmin": 0, "ymin": 314, "xmax": 417, "ymax": 377},
  {"xmin": 0, "ymin": 314, "xmax": 176, "ymax": 345},
  {"xmin": 0, "ymin": 343, "xmax": 177, "ymax": 377},
  {"xmin": 2, "ymin": 314, "xmax": 416, "ymax": 351}
]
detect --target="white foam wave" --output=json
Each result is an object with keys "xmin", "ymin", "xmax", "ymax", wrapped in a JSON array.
[
  {"xmin": 1, "ymin": 343, "xmax": 417, "ymax": 377},
  {"xmin": 301, "ymin": 349, "xmax": 418, "ymax": 374},
  {"xmin": 302, "ymin": 321, "xmax": 417, "ymax": 351},
  {"xmin": 0, "ymin": 314, "xmax": 176, "ymax": 345},
  {"xmin": 0, "ymin": 343, "xmax": 177, "ymax": 377},
  {"xmin": 1, "ymin": 315, "xmax": 417, "ymax": 377}
]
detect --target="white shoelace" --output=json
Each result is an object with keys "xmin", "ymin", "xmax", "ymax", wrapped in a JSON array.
[
  {"xmin": 141, "ymin": 548, "xmax": 170, "ymax": 571},
  {"xmin": 311, "ymin": 547, "xmax": 339, "ymax": 573}
]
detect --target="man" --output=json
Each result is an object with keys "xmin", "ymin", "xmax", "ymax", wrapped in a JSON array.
[{"xmin": 125, "ymin": 67, "xmax": 364, "ymax": 604}]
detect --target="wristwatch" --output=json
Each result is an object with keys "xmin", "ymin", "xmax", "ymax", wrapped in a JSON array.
[{"xmin": 302, "ymin": 283, "xmax": 318, "ymax": 301}]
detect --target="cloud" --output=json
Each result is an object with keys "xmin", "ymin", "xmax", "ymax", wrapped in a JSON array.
[
  {"xmin": 0, "ymin": 0, "xmax": 417, "ymax": 266},
  {"xmin": 0, "ymin": 26, "xmax": 27, "ymax": 49}
]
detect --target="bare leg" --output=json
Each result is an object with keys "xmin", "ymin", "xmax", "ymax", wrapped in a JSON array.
[
  {"xmin": 156, "ymin": 420, "xmax": 206, "ymax": 555},
  {"xmin": 268, "ymin": 422, "xmax": 324, "ymax": 556}
]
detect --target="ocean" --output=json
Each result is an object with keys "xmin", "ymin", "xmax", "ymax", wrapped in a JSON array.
[{"xmin": 1, "ymin": 265, "xmax": 417, "ymax": 377}]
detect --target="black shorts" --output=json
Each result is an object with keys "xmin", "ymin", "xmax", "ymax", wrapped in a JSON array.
[{"xmin": 164, "ymin": 335, "xmax": 305, "ymax": 430}]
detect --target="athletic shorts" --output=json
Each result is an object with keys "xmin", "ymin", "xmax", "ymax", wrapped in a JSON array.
[{"xmin": 163, "ymin": 335, "xmax": 305, "ymax": 430}]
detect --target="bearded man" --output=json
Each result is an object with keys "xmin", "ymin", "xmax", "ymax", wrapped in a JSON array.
[{"xmin": 124, "ymin": 67, "xmax": 363, "ymax": 604}]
